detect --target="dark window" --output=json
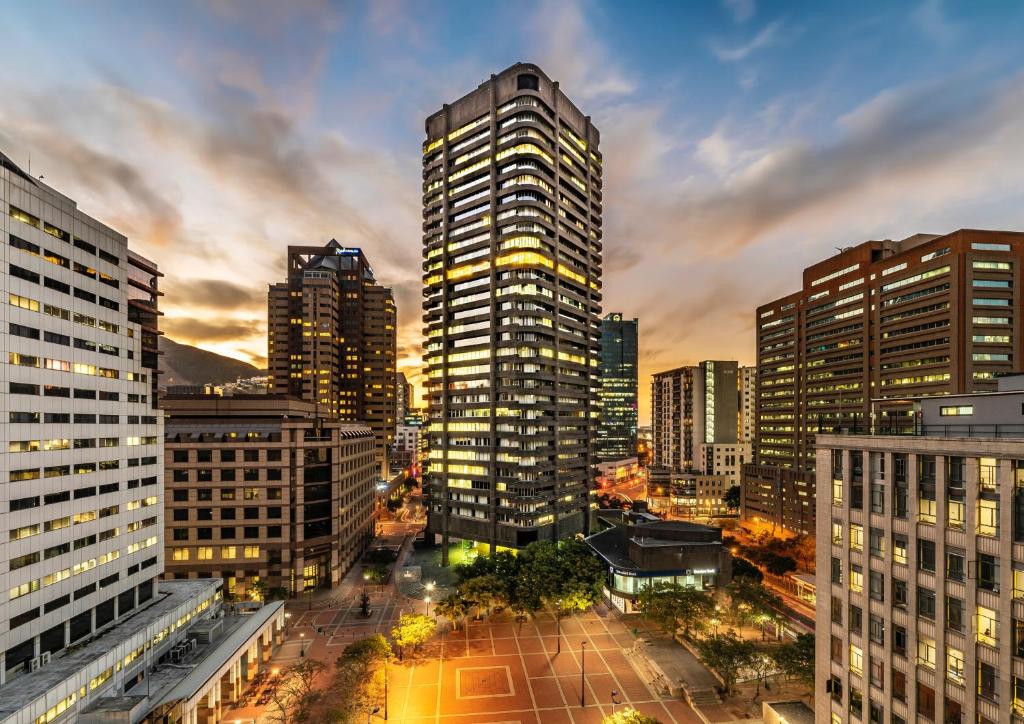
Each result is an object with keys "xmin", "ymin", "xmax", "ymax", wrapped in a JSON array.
[
  {"xmin": 916, "ymin": 587, "xmax": 936, "ymax": 620},
  {"xmin": 979, "ymin": 553, "xmax": 1000, "ymax": 592},
  {"xmin": 517, "ymin": 73, "xmax": 539, "ymax": 91},
  {"xmin": 197, "ymin": 508, "xmax": 213, "ymax": 521},
  {"xmin": 172, "ymin": 490, "xmax": 188, "ymax": 502},
  {"xmin": 173, "ymin": 509, "xmax": 188, "ymax": 521},
  {"xmin": 918, "ymin": 539, "xmax": 936, "ymax": 572},
  {"xmin": 197, "ymin": 450, "xmax": 213, "ymax": 463},
  {"xmin": 946, "ymin": 596, "xmax": 964, "ymax": 632},
  {"xmin": 172, "ymin": 450, "xmax": 188, "ymax": 463},
  {"xmin": 44, "ymin": 331, "xmax": 69, "ymax": 345},
  {"xmin": 893, "ymin": 625, "xmax": 907, "ymax": 656},
  {"xmin": 173, "ymin": 529, "xmax": 188, "ymax": 541},
  {"xmin": 197, "ymin": 527, "xmax": 213, "ymax": 540}
]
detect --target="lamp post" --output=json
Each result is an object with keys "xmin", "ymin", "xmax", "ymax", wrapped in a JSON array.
[
  {"xmin": 425, "ymin": 581, "xmax": 434, "ymax": 615},
  {"xmin": 556, "ymin": 600, "xmax": 562, "ymax": 654},
  {"xmin": 383, "ymin": 656, "xmax": 389, "ymax": 720},
  {"xmin": 611, "ymin": 690, "xmax": 621, "ymax": 714},
  {"xmin": 425, "ymin": 596, "xmax": 431, "ymax": 615},
  {"xmin": 580, "ymin": 641, "xmax": 587, "ymax": 707},
  {"xmin": 299, "ymin": 632, "xmax": 307, "ymax": 658}
]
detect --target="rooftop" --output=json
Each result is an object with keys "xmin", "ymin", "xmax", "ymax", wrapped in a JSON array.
[{"xmin": 0, "ymin": 580, "xmax": 215, "ymax": 719}]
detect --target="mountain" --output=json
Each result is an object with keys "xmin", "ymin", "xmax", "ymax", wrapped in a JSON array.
[{"xmin": 159, "ymin": 337, "xmax": 263, "ymax": 387}]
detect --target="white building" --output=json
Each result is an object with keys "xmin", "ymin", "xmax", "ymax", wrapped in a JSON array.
[
  {"xmin": 815, "ymin": 375, "xmax": 1024, "ymax": 724},
  {"xmin": 739, "ymin": 365, "xmax": 756, "ymax": 443},
  {"xmin": 0, "ymin": 150, "xmax": 284, "ymax": 724},
  {"xmin": 699, "ymin": 441, "xmax": 752, "ymax": 489}
]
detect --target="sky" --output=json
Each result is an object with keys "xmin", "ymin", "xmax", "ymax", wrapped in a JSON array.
[{"xmin": 2, "ymin": 0, "xmax": 1023, "ymax": 423}]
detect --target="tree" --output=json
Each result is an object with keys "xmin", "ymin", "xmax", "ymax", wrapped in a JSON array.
[
  {"xmin": 390, "ymin": 613, "xmax": 435, "ymax": 659},
  {"xmin": 265, "ymin": 659, "xmax": 329, "ymax": 724},
  {"xmin": 248, "ymin": 579, "xmax": 268, "ymax": 602},
  {"xmin": 747, "ymin": 650, "xmax": 777, "ymax": 698},
  {"xmin": 635, "ymin": 582, "xmax": 716, "ymax": 640},
  {"xmin": 772, "ymin": 633, "xmax": 814, "ymax": 687},
  {"xmin": 725, "ymin": 578, "xmax": 783, "ymax": 631},
  {"xmin": 515, "ymin": 538, "xmax": 606, "ymax": 616},
  {"xmin": 301, "ymin": 636, "xmax": 393, "ymax": 723},
  {"xmin": 723, "ymin": 485, "xmax": 741, "ymax": 513},
  {"xmin": 695, "ymin": 632, "xmax": 756, "ymax": 695},
  {"xmin": 602, "ymin": 708, "xmax": 661, "ymax": 724},
  {"xmin": 434, "ymin": 593, "xmax": 468, "ymax": 631},
  {"xmin": 763, "ymin": 554, "xmax": 797, "ymax": 576},
  {"xmin": 730, "ymin": 557, "xmax": 763, "ymax": 583},
  {"xmin": 459, "ymin": 574, "xmax": 506, "ymax": 618}
]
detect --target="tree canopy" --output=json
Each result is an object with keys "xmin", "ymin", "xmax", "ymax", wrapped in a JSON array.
[
  {"xmin": 602, "ymin": 708, "xmax": 661, "ymax": 724},
  {"xmin": 390, "ymin": 613, "xmax": 435, "ymax": 658},
  {"xmin": 635, "ymin": 582, "xmax": 715, "ymax": 639}
]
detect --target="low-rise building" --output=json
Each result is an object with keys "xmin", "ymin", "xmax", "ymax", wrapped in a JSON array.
[
  {"xmin": 699, "ymin": 441, "xmax": 752, "ymax": 488},
  {"xmin": 163, "ymin": 395, "xmax": 376, "ymax": 597},
  {"xmin": 587, "ymin": 508, "xmax": 732, "ymax": 613},
  {"xmin": 596, "ymin": 457, "xmax": 643, "ymax": 489},
  {"xmin": 816, "ymin": 374, "xmax": 1024, "ymax": 724},
  {"xmin": 648, "ymin": 467, "xmax": 731, "ymax": 518}
]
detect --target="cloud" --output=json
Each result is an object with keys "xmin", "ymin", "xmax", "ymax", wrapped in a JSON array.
[
  {"xmin": 162, "ymin": 317, "xmax": 265, "ymax": 343},
  {"xmin": 912, "ymin": 0, "xmax": 957, "ymax": 45},
  {"xmin": 164, "ymin": 278, "xmax": 264, "ymax": 310},
  {"xmin": 710, "ymin": 20, "xmax": 785, "ymax": 62},
  {"xmin": 532, "ymin": 0, "xmax": 635, "ymax": 101},
  {"xmin": 664, "ymin": 72, "xmax": 1024, "ymax": 256},
  {"xmin": 722, "ymin": 0, "xmax": 755, "ymax": 23}
]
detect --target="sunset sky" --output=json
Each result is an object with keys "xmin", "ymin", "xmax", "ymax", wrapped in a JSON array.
[{"xmin": 2, "ymin": 0, "xmax": 1023, "ymax": 422}]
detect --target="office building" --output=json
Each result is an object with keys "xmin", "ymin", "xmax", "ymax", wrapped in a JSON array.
[
  {"xmin": 393, "ymin": 420, "xmax": 423, "ymax": 472},
  {"xmin": 588, "ymin": 507, "xmax": 731, "ymax": 614},
  {"xmin": 739, "ymin": 365, "xmax": 756, "ymax": 443},
  {"xmin": 422, "ymin": 63, "xmax": 603, "ymax": 557},
  {"xmin": 651, "ymin": 361, "xmax": 739, "ymax": 473},
  {"xmin": 597, "ymin": 313, "xmax": 638, "ymax": 461},
  {"xmin": 0, "ymin": 150, "xmax": 286, "ymax": 723},
  {"xmin": 816, "ymin": 375, "xmax": 1024, "ymax": 724},
  {"xmin": 267, "ymin": 241, "xmax": 396, "ymax": 472},
  {"xmin": 163, "ymin": 395, "xmax": 376, "ymax": 597},
  {"xmin": 647, "ymin": 468, "xmax": 732, "ymax": 519},
  {"xmin": 699, "ymin": 441, "xmax": 752, "ymax": 489},
  {"xmin": 395, "ymin": 371, "xmax": 413, "ymax": 424},
  {"xmin": 743, "ymin": 229, "xmax": 1024, "ymax": 537}
]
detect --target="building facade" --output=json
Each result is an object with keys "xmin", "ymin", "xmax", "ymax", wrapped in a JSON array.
[
  {"xmin": 597, "ymin": 313, "xmax": 638, "ymax": 462},
  {"xmin": 422, "ymin": 63, "xmax": 603, "ymax": 556},
  {"xmin": 395, "ymin": 371, "xmax": 413, "ymax": 424},
  {"xmin": 816, "ymin": 377, "xmax": 1024, "ymax": 724},
  {"xmin": 699, "ymin": 441, "xmax": 752, "ymax": 490},
  {"xmin": 1, "ymin": 153, "xmax": 165, "ymax": 680},
  {"xmin": 163, "ymin": 395, "xmax": 376, "ymax": 597},
  {"xmin": 743, "ymin": 229, "xmax": 1024, "ymax": 537},
  {"xmin": 588, "ymin": 508, "xmax": 731, "ymax": 614},
  {"xmin": 739, "ymin": 365, "xmax": 756, "ymax": 443},
  {"xmin": 652, "ymin": 361, "xmax": 739, "ymax": 473},
  {"xmin": 267, "ymin": 240, "xmax": 396, "ymax": 471}
]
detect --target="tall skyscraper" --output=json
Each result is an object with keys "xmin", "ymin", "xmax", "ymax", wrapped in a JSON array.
[
  {"xmin": 597, "ymin": 313, "xmax": 638, "ymax": 461},
  {"xmin": 651, "ymin": 361, "xmax": 739, "ymax": 472},
  {"xmin": 395, "ymin": 371, "xmax": 413, "ymax": 423},
  {"xmin": 422, "ymin": 63, "xmax": 603, "ymax": 557},
  {"xmin": 267, "ymin": 241, "xmax": 396, "ymax": 471},
  {"xmin": 738, "ymin": 365, "xmax": 756, "ymax": 443},
  {"xmin": 742, "ymin": 229, "xmax": 1024, "ymax": 536}
]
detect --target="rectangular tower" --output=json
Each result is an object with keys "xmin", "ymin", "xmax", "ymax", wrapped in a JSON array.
[
  {"xmin": 742, "ymin": 229, "xmax": 1024, "ymax": 537},
  {"xmin": 267, "ymin": 241, "xmax": 396, "ymax": 471},
  {"xmin": 597, "ymin": 313, "xmax": 638, "ymax": 461},
  {"xmin": 651, "ymin": 361, "xmax": 738, "ymax": 473},
  {"xmin": 422, "ymin": 63, "xmax": 603, "ymax": 554},
  {"xmin": 1, "ymin": 151, "xmax": 163, "ymax": 677}
]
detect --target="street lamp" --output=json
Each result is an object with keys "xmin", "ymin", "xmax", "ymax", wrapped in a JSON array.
[
  {"xmin": 556, "ymin": 599, "xmax": 562, "ymax": 654},
  {"xmin": 611, "ymin": 690, "xmax": 621, "ymax": 714},
  {"xmin": 424, "ymin": 596, "xmax": 431, "ymax": 615},
  {"xmin": 299, "ymin": 632, "xmax": 307, "ymax": 658},
  {"xmin": 580, "ymin": 641, "xmax": 587, "ymax": 707}
]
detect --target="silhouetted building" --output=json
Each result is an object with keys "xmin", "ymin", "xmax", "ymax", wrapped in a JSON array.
[{"xmin": 597, "ymin": 313, "xmax": 638, "ymax": 461}]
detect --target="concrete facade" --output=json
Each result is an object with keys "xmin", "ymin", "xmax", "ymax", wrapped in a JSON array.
[
  {"xmin": 423, "ymin": 63, "xmax": 603, "ymax": 554},
  {"xmin": 816, "ymin": 417, "xmax": 1024, "ymax": 723},
  {"xmin": 162, "ymin": 395, "xmax": 376, "ymax": 597}
]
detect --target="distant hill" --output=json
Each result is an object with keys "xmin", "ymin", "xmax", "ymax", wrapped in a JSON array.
[{"xmin": 159, "ymin": 337, "xmax": 263, "ymax": 387}]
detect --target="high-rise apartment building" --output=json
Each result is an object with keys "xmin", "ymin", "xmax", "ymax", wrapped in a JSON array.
[
  {"xmin": 816, "ymin": 375, "xmax": 1024, "ymax": 724},
  {"xmin": 422, "ymin": 63, "xmax": 603, "ymax": 556},
  {"xmin": 597, "ymin": 313, "xmax": 638, "ymax": 462},
  {"xmin": 267, "ymin": 241, "xmax": 396, "ymax": 471},
  {"xmin": 743, "ymin": 229, "xmax": 1024, "ymax": 537},
  {"xmin": 1, "ymin": 156, "xmax": 165, "ymax": 676},
  {"xmin": 395, "ymin": 371, "xmax": 413, "ymax": 424},
  {"xmin": 162, "ymin": 395, "xmax": 376, "ymax": 597},
  {"xmin": 739, "ymin": 365, "xmax": 756, "ymax": 443},
  {"xmin": 651, "ymin": 361, "xmax": 739, "ymax": 473}
]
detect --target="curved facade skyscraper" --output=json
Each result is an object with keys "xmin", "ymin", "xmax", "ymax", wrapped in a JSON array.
[{"xmin": 422, "ymin": 63, "xmax": 603, "ymax": 557}]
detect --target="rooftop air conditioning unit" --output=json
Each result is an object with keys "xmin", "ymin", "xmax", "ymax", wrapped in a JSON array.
[
  {"xmin": 28, "ymin": 657, "xmax": 41, "ymax": 672},
  {"xmin": 39, "ymin": 652, "xmax": 51, "ymax": 665}
]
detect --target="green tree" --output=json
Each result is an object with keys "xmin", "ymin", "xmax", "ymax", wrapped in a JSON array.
[
  {"xmin": 723, "ymin": 485, "xmax": 741, "ymax": 513},
  {"xmin": 248, "ymin": 578, "xmax": 268, "ymax": 602},
  {"xmin": 772, "ymin": 633, "xmax": 814, "ymax": 687},
  {"xmin": 433, "ymin": 593, "xmax": 468, "ymax": 631},
  {"xmin": 390, "ymin": 613, "xmax": 435, "ymax": 659},
  {"xmin": 747, "ymin": 650, "xmax": 777, "ymax": 697},
  {"xmin": 459, "ymin": 574, "xmax": 506, "ymax": 618},
  {"xmin": 635, "ymin": 582, "xmax": 715, "ymax": 640},
  {"xmin": 515, "ymin": 538, "xmax": 606, "ymax": 617},
  {"xmin": 730, "ymin": 557, "xmax": 763, "ymax": 583},
  {"xmin": 695, "ymin": 632, "xmax": 756, "ymax": 695},
  {"xmin": 763, "ymin": 554, "xmax": 797, "ymax": 576},
  {"xmin": 602, "ymin": 708, "xmax": 661, "ymax": 724},
  {"xmin": 725, "ymin": 578, "xmax": 783, "ymax": 630}
]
